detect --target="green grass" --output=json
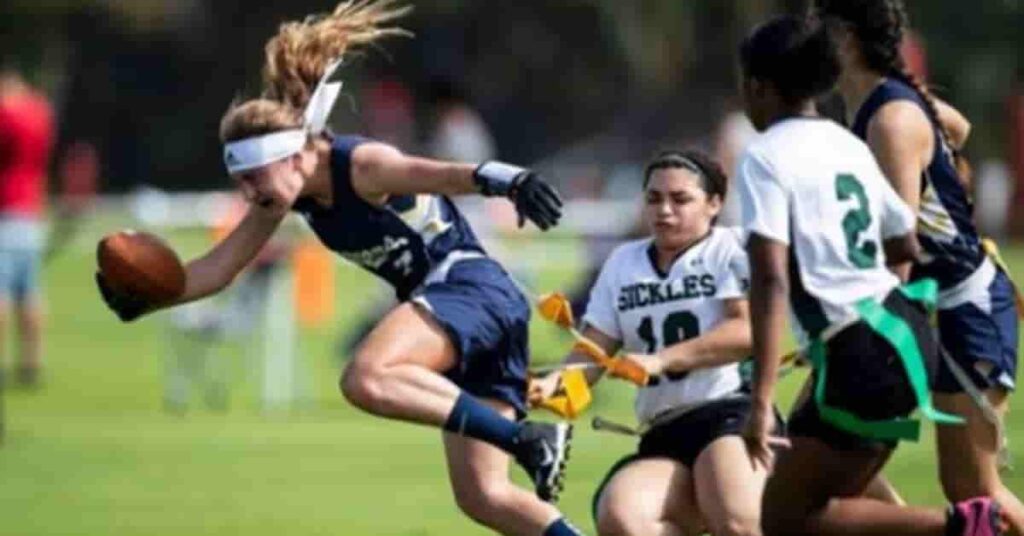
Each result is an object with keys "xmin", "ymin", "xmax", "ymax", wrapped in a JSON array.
[{"xmin": 1, "ymin": 222, "xmax": 1022, "ymax": 536}]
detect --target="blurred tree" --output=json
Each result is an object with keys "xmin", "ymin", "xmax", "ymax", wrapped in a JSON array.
[
  {"xmin": 905, "ymin": 0, "xmax": 1024, "ymax": 158},
  {"xmin": 0, "ymin": 0, "xmax": 1019, "ymax": 191}
]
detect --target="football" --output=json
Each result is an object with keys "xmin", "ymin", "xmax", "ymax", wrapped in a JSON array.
[{"xmin": 97, "ymin": 230, "xmax": 186, "ymax": 304}]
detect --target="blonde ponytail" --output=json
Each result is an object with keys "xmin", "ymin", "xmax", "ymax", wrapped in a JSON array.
[
  {"xmin": 220, "ymin": 1, "xmax": 410, "ymax": 145},
  {"xmin": 262, "ymin": 0, "xmax": 412, "ymax": 110}
]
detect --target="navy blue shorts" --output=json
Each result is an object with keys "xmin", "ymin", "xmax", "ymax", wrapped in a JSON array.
[
  {"xmin": 412, "ymin": 257, "xmax": 531, "ymax": 419},
  {"xmin": 935, "ymin": 269, "xmax": 1019, "ymax": 393}
]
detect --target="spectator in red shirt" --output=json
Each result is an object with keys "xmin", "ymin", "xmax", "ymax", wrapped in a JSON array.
[{"xmin": 0, "ymin": 69, "xmax": 53, "ymax": 387}]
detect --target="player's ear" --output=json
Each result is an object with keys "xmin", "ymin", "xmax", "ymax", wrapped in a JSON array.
[
  {"xmin": 290, "ymin": 150, "xmax": 308, "ymax": 174},
  {"xmin": 705, "ymin": 192, "xmax": 723, "ymax": 219}
]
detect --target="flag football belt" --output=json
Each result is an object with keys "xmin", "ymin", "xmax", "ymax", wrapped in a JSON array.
[
  {"xmin": 981, "ymin": 237, "xmax": 1024, "ymax": 320},
  {"xmin": 808, "ymin": 278, "xmax": 964, "ymax": 442}
]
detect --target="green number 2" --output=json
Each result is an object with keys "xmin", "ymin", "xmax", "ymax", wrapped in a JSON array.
[{"xmin": 835, "ymin": 173, "xmax": 878, "ymax": 269}]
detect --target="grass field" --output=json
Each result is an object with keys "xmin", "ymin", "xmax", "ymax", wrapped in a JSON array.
[{"xmin": 1, "ymin": 220, "xmax": 1022, "ymax": 536}]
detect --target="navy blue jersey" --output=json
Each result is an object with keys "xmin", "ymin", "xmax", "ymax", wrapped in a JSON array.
[
  {"xmin": 851, "ymin": 78, "xmax": 985, "ymax": 289},
  {"xmin": 292, "ymin": 136, "xmax": 486, "ymax": 300}
]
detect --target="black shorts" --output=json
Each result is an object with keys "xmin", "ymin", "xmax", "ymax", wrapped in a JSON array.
[
  {"xmin": 788, "ymin": 290, "xmax": 939, "ymax": 451},
  {"xmin": 591, "ymin": 396, "xmax": 780, "ymax": 522}
]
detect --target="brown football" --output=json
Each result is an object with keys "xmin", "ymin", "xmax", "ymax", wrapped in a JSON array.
[{"xmin": 97, "ymin": 230, "xmax": 186, "ymax": 304}]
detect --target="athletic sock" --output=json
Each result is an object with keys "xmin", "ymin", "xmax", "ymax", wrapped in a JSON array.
[
  {"xmin": 543, "ymin": 517, "xmax": 584, "ymax": 536},
  {"xmin": 443, "ymin": 392, "xmax": 522, "ymax": 454}
]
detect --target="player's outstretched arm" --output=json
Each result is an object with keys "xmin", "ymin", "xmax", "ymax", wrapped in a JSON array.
[
  {"xmin": 97, "ymin": 206, "xmax": 285, "ymax": 322},
  {"xmin": 648, "ymin": 298, "xmax": 752, "ymax": 375},
  {"xmin": 175, "ymin": 205, "xmax": 286, "ymax": 305},
  {"xmin": 349, "ymin": 141, "xmax": 563, "ymax": 230},
  {"xmin": 528, "ymin": 325, "xmax": 620, "ymax": 404},
  {"xmin": 565, "ymin": 325, "xmax": 620, "ymax": 385}
]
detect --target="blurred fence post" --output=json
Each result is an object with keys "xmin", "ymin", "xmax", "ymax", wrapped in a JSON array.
[
  {"xmin": 261, "ymin": 263, "xmax": 299, "ymax": 412},
  {"xmin": 0, "ymin": 366, "xmax": 5, "ymax": 445}
]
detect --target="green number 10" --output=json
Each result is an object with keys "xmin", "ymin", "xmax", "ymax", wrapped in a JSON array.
[{"xmin": 835, "ymin": 173, "xmax": 878, "ymax": 269}]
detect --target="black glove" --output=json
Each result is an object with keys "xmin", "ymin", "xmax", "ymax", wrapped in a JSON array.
[
  {"xmin": 474, "ymin": 161, "xmax": 563, "ymax": 231},
  {"xmin": 95, "ymin": 272, "xmax": 147, "ymax": 322}
]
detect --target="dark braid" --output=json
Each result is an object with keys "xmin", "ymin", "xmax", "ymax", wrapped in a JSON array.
[{"xmin": 814, "ymin": 0, "xmax": 972, "ymax": 191}]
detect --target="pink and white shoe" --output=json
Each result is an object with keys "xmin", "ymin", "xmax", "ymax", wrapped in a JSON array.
[{"xmin": 947, "ymin": 497, "xmax": 1005, "ymax": 536}]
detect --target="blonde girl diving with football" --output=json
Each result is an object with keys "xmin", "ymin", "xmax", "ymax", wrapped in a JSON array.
[
  {"xmin": 533, "ymin": 149, "xmax": 775, "ymax": 536},
  {"xmin": 813, "ymin": 1, "xmax": 1023, "ymax": 533},
  {"xmin": 96, "ymin": 2, "xmax": 586, "ymax": 535}
]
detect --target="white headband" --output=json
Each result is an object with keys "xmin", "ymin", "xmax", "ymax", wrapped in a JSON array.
[
  {"xmin": 223, "ymin": 58, "xmax": 345, "ymax": 174},
  {"xmin": 223, "ymin": 129, "xmax": 307, "ymax": 174}
]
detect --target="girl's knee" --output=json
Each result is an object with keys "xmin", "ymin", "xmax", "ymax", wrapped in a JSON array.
[
  {"xmin": 451, "ymin": 480, "xmax": 512, "ymax": 527},
  {"xmin": 339, "ymin": 363, "xmax": 386, "ymax": 413}
]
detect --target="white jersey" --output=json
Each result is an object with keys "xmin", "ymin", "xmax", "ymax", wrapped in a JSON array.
[
  {"xmin": 737, "ymin": 117, "xmax": 916, "ymax": 339},
  {"xmin": 582, "ymin": 227, "xmax": 749, "ymax": 425}
]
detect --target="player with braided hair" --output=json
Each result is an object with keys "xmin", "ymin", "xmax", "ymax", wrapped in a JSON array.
[
  {"xmin": 96, "ymin": 2, "xmax": 585, "ymax": 534},
  {"xmin": 814, "ymin": 1, "xmax": 1023, "ymax": 533},
  {"xmin": 737, "ymin": 15, "xmax": 1006, "ymax": 536}
]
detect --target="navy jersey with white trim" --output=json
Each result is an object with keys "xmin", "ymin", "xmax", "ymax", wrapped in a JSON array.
[
  {"xmin": 291, "ymin": 136, "xmax": 486, "ymax": 300},
  {"xmin": 852, "ymin": 78, "xmax": 984, "ymax": 289}
]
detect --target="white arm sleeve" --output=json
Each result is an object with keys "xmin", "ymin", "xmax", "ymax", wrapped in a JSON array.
[
  {"xmin": 738, "ymin": 152, "xmax": 790, "ymax": 245},
  {"xmin": 715, "ymin": 229, "xmax": 750, "ymax": 299},
  {"xmin": 878, "ymin": 178, "xmax": 917, "ymax": 239},
  {"xmin": 580, "ymin": 254, "xmax": 623, "ymax": 341}
]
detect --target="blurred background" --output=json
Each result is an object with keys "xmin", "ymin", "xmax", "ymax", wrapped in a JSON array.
[
  {"xmin": 2, "ymin": 0, "xmax": 1022, "ymax": 206},
  {"xmin": 0, "ymin": 1, "xmax": 1022, "ymax": 535}
]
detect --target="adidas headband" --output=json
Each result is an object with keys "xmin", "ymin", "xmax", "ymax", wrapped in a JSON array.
[
  {"xmin": 223, "ymin": 130, "xmax": 307, "ymax": 174},
  {"xmin": 223, "ymin": 58, "xmax": 344, "ymax": 175}
]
